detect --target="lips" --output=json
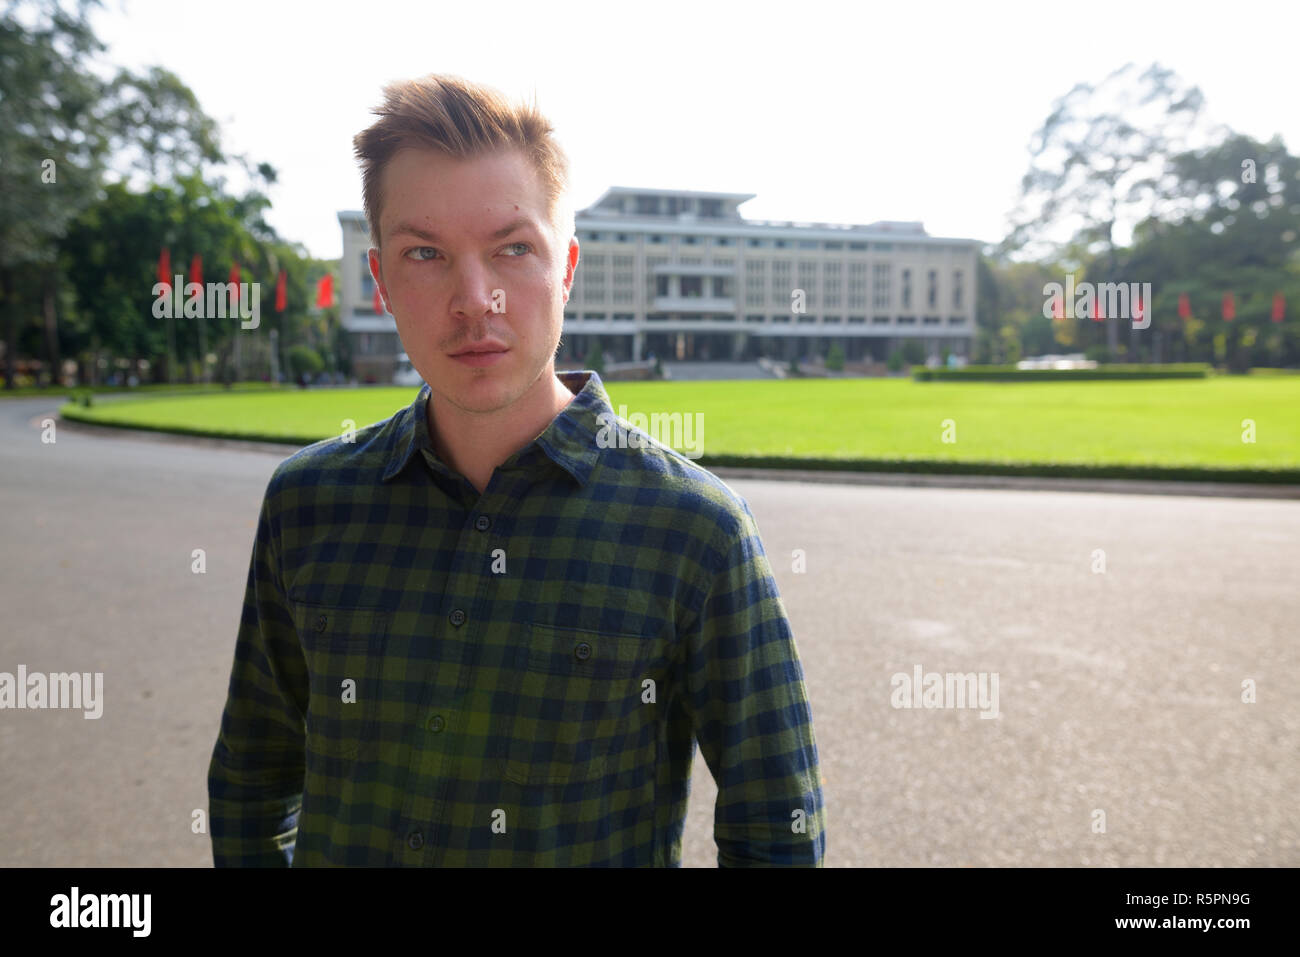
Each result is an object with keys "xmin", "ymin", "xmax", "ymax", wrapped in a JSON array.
[
  {"xmin": 449, "ymin": 341, "xmax": 510, "ymax": 368},
  {"xmin": 450, "ymin": 341, "xmax": 508, "ymax": 357}
]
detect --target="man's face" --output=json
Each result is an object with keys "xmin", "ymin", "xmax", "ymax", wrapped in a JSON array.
[{"xmin": 369, "ymin": 146, "xmax": 578, "ymax": 415}]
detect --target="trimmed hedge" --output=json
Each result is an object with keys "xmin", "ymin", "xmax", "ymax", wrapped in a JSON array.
[
  {"xmin": 59, "ymin": 402, "xmax": 1299, "ymax": 483},
  {"xmin": 912, "ymin": 364, "xmax": 1210, "ymax": 382},
  {"xmin": 692, "ymin": 453, "xmax": 1300, "ymax": 485}
]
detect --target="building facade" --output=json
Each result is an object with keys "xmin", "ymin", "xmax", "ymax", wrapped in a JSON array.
[{"xmin": 338, "ymin": 188, "xmax": 980, "ymax": 378}]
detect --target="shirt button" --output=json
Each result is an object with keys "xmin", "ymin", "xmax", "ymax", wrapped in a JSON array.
[
  {"xmin": 315, "ymin": 614, "xmax": 328, "ymax": 633},
  {"xmin": 449, "ymin": 609, "xmax": 466, "ymax": 627},
  {"xmin": 574, "ymin": 641, "xmax": 592, "ymax": 661},
  {"xmin": 407, "ymin": 830, "xmax": 424, "ymax": 851},
  {"xmin": 474, "ymin": 514, "xmax": 491, "ymax": 532},
  {"xmin": 426, "ymin": 714, "xmax": 445, "ymax": 733}
]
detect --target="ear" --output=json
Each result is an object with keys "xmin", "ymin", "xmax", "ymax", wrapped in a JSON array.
[
  {"xmin": 368, "ymin": 247, "xmax": 387, "ymax": 310},
  {"xmin": 561, "ymin": 236, "xmax": 579, "ymax": 303}
]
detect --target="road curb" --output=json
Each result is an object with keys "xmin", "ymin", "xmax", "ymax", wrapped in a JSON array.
[
  {"xmin": 52, "ymin": 412, "xmax": 305, "ymax": 456},
  {"xmin": 706, "ymin": 466, "xmax": 1300, "ymax": 499}
]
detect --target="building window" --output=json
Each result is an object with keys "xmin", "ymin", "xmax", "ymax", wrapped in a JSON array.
[
  {"xmin": 873, "ymin": 263, "xmax": 891, "ymax": 309},
  {"xmin": 849, "ymin": 315, "xmax": 866, "ymax": 324},
  {"xmin": 953, "ymin": 271, "xmax": 964, "ymax": 309},
  {"xmin": 798, "ymin": 261, "xmax": 817, "ymax": 309},
  {"xmin": 798, "ymin": 239, "xmax": 819, "ymax": 249},
  {"xmin": 927, "ymin": 270, "xmax": 938, "ymax": 308},
  {"xmin": 747, "ymin": 238, "xmax": 766, "ymax": 247},
  {"xmin": 745, "ymin": 314, "xmax": 765, "ymax": 322},
  {"xmin": 636, "ymin": 195, "xmax": 659, "ymax": 215},
  {"xmin": 849, "ymin": 242, "xmax": 868, "ymax": 251},
  {"xmin": 923, "ymin": 316, "xmax": 941, "ymax": 325},
  {"xmin": 901, "ymin": 269, "xmax": 912, "ymax": 309},
  {"xmin": 700, "ymin": 199, "xmax": 722, "ymax": 217},
  {"xmin": 683, "ymin": 235, "xmax": 697, "ymax": 244},
  {"xmin": 716, "ymin": 236, "xmax": 731, "ymax": 246},
  {"xmin": 649, "ymin": 234, "xmax": 663, "ymax": 244}
]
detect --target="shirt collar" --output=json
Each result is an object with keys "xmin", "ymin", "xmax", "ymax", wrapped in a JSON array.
[{"xmin": 382, "ymin": 369, "xmax": 610, "ymax": 488}]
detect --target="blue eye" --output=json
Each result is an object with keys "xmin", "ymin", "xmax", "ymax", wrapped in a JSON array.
[
  {"xmin": 406, "ymin": 247, "xmax": 440, "ymax": 261},
  {"xmin": 504, "ymin": 242, "xmax": 531, "ymax": 256}
]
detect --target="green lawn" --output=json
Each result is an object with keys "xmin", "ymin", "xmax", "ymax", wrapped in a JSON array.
[{"xmin": 59, "ymin": 376, "xmax": 1300, "ymax": 478}]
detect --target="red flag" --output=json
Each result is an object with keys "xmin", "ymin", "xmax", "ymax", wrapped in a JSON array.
[
  {"xmin": 1133, "ymin": 291, "xmax": 1144, "ymax": 324},
  {"xmin": 373, "ymin": 284, "xmax": 384, "ymax": 314},
  {"xmin": 1178, "ymin": 292, "xmax": 1191, "ymax": 320},
  {"xmin": 157, "ymin": 247, "xmax": 172, "ymax": 292},
  {"xmin": 189, "ymin": 254, "xmax": 202, "ymax": 287},
  {"xmin": 1091, "ymin": 292, "xmax": 1104, "ymax": 322},
  {"xmin": 275, "ymin": 270, "xmax": 287, "ymax": 312},
  {"xmin": 1222, "ymin": 292, "xmax": 1235, "ymax": 321},
  {"xmin": 316, "ymin": 274, "xmax": 334, "ymax": 308},
  {"xmin": 1272, "ymin": 292, "xmax": 1285, "ymax": 323}
]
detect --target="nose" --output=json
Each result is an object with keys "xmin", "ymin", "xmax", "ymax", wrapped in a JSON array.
[{"xmin": 447, "ymin": 256, "xmax": 498, "ymax": 320}]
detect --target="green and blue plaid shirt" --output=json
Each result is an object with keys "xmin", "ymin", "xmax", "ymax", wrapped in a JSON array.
[{"xmin": 207, "ymin": 370, "xmax": 825, "ymax": 866}]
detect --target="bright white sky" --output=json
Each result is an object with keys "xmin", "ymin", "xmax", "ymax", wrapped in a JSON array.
[{"xmin": 92, "ymin": 0, "xmax": 1300, "ymax": 261}]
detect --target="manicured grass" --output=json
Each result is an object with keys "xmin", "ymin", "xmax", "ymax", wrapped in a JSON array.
[
  {"xmin": 59, "ymin": 376, "xmax": 1300, "ymax": 478},
  {"xmin": 1, "ymin": 382, "xmax": 284, "ymax": 398}
]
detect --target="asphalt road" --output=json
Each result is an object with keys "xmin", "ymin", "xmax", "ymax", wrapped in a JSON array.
[{"xmin": 1, "ymin": 396, "xmax": 1297, "ymax": 866}]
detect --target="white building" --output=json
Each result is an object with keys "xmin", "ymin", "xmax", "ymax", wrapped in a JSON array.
[{"xmin": 338, "ymin": 187, "xmax": 980, "ymax": 378}]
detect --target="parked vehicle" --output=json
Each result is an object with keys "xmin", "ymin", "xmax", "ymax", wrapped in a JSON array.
[{"xmin": 393, "ymin": 352, "xmax": 424, "ymax": 386}]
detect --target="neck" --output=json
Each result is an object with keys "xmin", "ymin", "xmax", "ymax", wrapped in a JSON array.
[{"xmin": 428, "ymin": 368, "xmax": 576, "ymax": 495}]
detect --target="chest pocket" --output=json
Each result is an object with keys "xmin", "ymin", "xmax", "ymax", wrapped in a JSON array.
[
  {"xmin": 294, "ymin": 603, "xmax": 389, "ymax": 760},
  {"xmin": 500, "ymin": 623, "xmax": 656, "ymax": 787}
]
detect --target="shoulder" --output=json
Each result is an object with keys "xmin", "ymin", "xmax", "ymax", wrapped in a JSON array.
[
  {"xmin": 263, "ymin": 402, "xmax": 408, "ymax": 506},
  {"xmin": 593, "ymin": 416, "xmax": 757, "ymax": 562}
]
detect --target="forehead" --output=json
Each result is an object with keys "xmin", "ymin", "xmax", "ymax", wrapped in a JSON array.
[{"xmin": 379, "ymin": 146, "xmax": 547, "ymax": 239}]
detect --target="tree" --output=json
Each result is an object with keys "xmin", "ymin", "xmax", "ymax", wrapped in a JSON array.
[
  {"xmin": 1000, "ymin": 63, "xmax": 1214, "ymax": 356},
  {"xmin": 825, "ymin": 342, "xmax": 845, "ymax": 372},
  {"xmin": 287, "ymin": 345, "xmax": 324, "ymax": 381},
  {"xmin": 0, "ymin": 0, "xmax": 110, "ymax": 387}
]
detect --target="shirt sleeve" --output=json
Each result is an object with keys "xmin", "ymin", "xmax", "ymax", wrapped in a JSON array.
[
  {"xmin": 681, "ymin": 496, "xmax": 826, "ymax": 867},
  {"xmin": 206, "ymin": 469, "xmax": 308, "ymax": 866}
]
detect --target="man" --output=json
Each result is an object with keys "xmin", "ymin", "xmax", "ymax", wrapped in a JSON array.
[{"xmin": 207, "ymin": 73, "xmax": 825, "ymax": 866}]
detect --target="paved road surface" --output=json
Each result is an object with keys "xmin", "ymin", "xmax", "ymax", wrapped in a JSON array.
[{"xmin": 1, "ymin": 396, "xmax": 1296, "ymax": 866}]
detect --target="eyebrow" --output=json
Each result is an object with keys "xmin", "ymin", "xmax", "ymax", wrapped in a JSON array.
[{"xmin": 389, "ymin": 216, "xmax": 537, "ymax": 243}]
